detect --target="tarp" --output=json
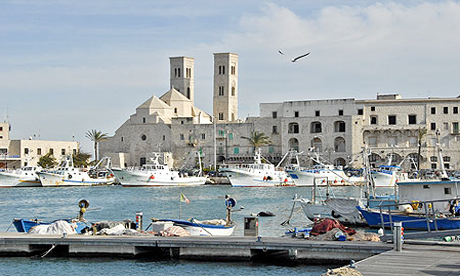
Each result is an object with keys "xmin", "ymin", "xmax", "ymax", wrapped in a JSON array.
[{"xmin": 28, "ymin": 220, "xmax": 77, "ymax": 235}]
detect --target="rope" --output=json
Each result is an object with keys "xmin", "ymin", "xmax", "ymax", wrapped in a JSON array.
[
  {"xmin": 33, "ymin": 244, "xmax": 57, "ymax": 259},
  {"xmin": 5, "ymin": 221, "xmax": 13, "ymax": 232}
]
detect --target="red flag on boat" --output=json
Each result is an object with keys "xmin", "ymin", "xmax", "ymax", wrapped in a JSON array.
[{"xmin": 180, "ymin": 193, "xmax": 190, "ymax": 204}]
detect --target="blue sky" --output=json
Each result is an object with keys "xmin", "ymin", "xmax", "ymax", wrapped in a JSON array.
[{"xmin": 1, "ymin": 0, "xmax": 460, "ymax": 154}]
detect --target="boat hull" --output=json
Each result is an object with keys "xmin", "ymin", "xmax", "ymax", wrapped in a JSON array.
[
  {"xmin": 357, "ymin": 206, "xmax": 460, "ymax": 230},
  {"xmin": 287, "ymin": 170, "xmax": 364, "ymax": 187},
  {"xmin": 0, "ymin": 172, "xmax": 41, "ymax": 187},
  {"xmin": 220, "ymin": 169, "xmax": 294, "ymax": 187},
  {"xmin": 299, "ymin": 198, "xmax": 367, "ymax": 225},
  {"xmin": 113, "ymin": 169, "xmax": 206, "ymax": 187},
  {"xmin": 159, "ymin": 219, "xmax": 235, "ymax": 236},
  {"xmin": 38, "ymin": 172, "xmax": 115, "ymax": 187}
]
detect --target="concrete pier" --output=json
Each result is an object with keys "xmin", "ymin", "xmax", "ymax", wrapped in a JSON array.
[{"xmin": 0, "ymin": 233, "xmax": 392, "ymax": 264}]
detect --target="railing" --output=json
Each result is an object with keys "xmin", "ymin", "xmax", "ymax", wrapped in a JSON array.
[{"xmin": 376, "ymin": 198, "xmax": 459, "ymax": 236}]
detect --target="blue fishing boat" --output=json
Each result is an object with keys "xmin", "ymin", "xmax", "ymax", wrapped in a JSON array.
[
  {"xmin": 356, "ymin": 205, "xmax": 460, "ymax": 230},
  {"xmin": 154, "ymin": 218, "xmax": 235, "ymax": 236},
  {"xmin": 13, "ymin": 218, "xmax": 91, "ymax": 233}
]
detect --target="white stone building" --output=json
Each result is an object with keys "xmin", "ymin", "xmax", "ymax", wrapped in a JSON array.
[
  {"xmin": 0, "ymin": 122, "xmax": 79, "ymax": 169},
  {"xmin": 99, "ymin": 53, "xmax": 460, "ymax": 173}
]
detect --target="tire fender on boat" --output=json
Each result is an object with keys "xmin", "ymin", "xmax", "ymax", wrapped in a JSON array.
[{"xmin": 68, "ymin": 174, "xmax": 72, "ymax": 179}]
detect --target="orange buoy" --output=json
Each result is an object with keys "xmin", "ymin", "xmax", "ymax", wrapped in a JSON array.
[{"xmin": 150, "ymin": 175, "xmax": 155, "ymax": 180}]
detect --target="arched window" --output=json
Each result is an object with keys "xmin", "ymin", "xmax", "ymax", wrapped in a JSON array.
[
  {"xmin": 311, "ymin": 122, "xmax": 322, "ymax": 133},
  {"xmin": 334, "ymin": 121, "xmax": 346, "ymax": 132},
  {"xmin": 334, "ymin": 137, "xmax": 346, "ymax": 152},
  {"xmin": 288, "ymin": 138, "xmax": 299, "ymax": 151},
  {"xmin": 288, "ymin": 122, "xmax": 299, "ymax": 134},
  {"xmin": 334, "ymin": 158, "xmax": 346, "ymax": 167},
  {"xmin": 311, "ymin": 137, "xmax": 322, "ymax": 152}
]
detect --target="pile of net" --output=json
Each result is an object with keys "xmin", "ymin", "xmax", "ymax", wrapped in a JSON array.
[
  {"xmin": 159, "ymin": 226, "xmax": 191, "ymax": 237},
  {"xmin": 309, "ymin": 218, "xmax": 380, "ymax": 242},
  {"xmin": 94, "ymin": 220, "xmax": 146, "ymax": 236}
]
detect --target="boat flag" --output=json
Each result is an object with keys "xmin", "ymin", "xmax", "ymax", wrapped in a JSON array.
[{"xmin": 180, "ymin": 193, "xmax": 190, "ymax": 204}]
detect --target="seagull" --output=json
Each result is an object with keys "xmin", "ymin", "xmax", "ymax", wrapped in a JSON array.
[{"xmin": 278, "ymin": 50, "xmax": 310, "ymax": 62}]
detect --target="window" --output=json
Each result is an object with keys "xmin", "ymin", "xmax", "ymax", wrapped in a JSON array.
[
  {"xmin": 444, "ymin": 122, "xmax": 449, "ymax": 130},
  {"xmin": 187, "ymin": 87, "xmax": 190, "ymax": 99},
  {"xmin": 141, "ymin": 135, "xmax": 147, "ymax": 141},
  {"xmin": 231, "ymin": 66, "xmax": 236, "ymax": 75},
  {"xmin": 454, "ymin": 107, "xmax": 458, "ymax": 114},
  {"xmin": 339, "ymin": 110, "xmax": 343, "ymax": 116},
  {"xmin": 272, "ymin": 126, "xmax": 278, "ymax": 134},
  {"xmin": 388, "ymin": 137, "xmax": 397, "ymax": 147},
  {"xmin": 315, "ymin": 110, "xmax": 320, "ymax": 117},
  {"xmin": 174, "ymin": 108, "xmax": 177, "ymax": 114},
  {"xmin": 37, "ymin": 148, "xmax": 42, "ymax": 155},
  {"xmin": 294, "ymin": 111, "xmax": 299, "ymax": 118},
  {"xmin": 0, "ymin": 127, "xmax": 2, "ymax": 131},
  {"xmin": 163, "ymin": 135, "xmax": 166, "ymax": 141},
  {"xmin": 177, "ymin": 68, "xmax": 181, "ymax": 77},
  {"xmin": 61, "ymin": 149, "xmax": 65, "ymax": 155},
  {"xmin": 181, "ymin": 121, "xmax": 184, "ymax": 125},
  {"xmin": 201, "ymin": 134, "xmax": 206, "ymax": 140},
  {"xmin": 222, "ymin": 66, "xmax": 225, "ymax": 74},
  {"xmin": 452, "ymin": 122, "xmax": 459, "ymax": 134},
  {"xmin": 218, "ymin": 130, "xmax": 225, "ymax": 137},
  {"xmin": 229, "ymin": 133, "xmax": 234, "ymax": 140},
  {"xmin": 445, "ymin": 187, "xmax": 452, "ymax": 195},
  {"xmin": 231, "ymin": 87, "xmax": 235, "ymax": 96},
  {"xmin": 288, "ymin": 122, "xmax": 299, "ymax": 134},
  {"xmin": 431, "ymin": 107, "xmax": 436, "ymax": 114},
  {"xmin": 444, "ymin": 156, "xmax": 451, "ymax": 162},
  {"xmin": 444, "ymin": 107, "xmax": 448, "ymax": 114},
  {"xmin": 430, "ymin": 156, "xmax": 438, "ymax": 162},
  {"xmin": 121, "ymin": 137, "xmax": 124, "ymax": 142},
  {"xmin": 408, "ymin": 115, "xmax": 416, "ymax": 125},
  {"xmin": 218, "ymin": 86, "xmax": 224, "ymax": 96},
  {"xmin": 272, "ymin": 112, "xmax": 277, "ymax": 119},
  {"xmin": 24, "ymin": 148, "xmax": 29, "ymax": 154},
  {"xmin": 142, "ymin": 117, "xmax": 146, "ymax": 123},
  {"xmin": 233, "ymin": 147, "xmax": 239, "ymax": 154},
  {"xmin": 268, "ymin": 146, "xmax": 274, "ymax": 154},
  {"xmin": 49, "ymin": 149, "xmax": 54, "ymax": 155},
  {"xmin": 334, "ymin": 121, "xmax": 346, "ymax": 132},
  {"xmin": 371, "ymin": 106, "xmax": 375, "ymax": 111},
  {"xmin": 334, "ymin": 137, "xmax": 346, "ymax": 152},
  {"xmin": 409, "ymin": 137, "xmax": 417, "ymax": 147},
  {"xmin": 73, "ymin": 149, "xmax": 77, "ymax": 155},
  {"xmin": 431, "ymin": 163, "xmax": 437, "ymax": 169},
  {"xmin": 179, "ymin": 134, "xmax": 184, "ymax": 140},
  {"xmin": 368, "ymin": 137, "xmax": 377, "ymax": 147},
  {"xmin": 311, "ymin": 122, "xmax": 322, "ymax": 133},
  {"xmin": 357, "ymin": 109, "xmax": 363, "ymax": 115},
  {"xmin": 370, "ymin": 116, "xmax": 377, "ymax": 125},
  {"xmin": 388, "ymin": 115, "xmax": 396, "ymax": 125},
  {"xmin": 218, "ymin": 113, "xmax": 224, "ymax": 120},
  {"xmin": 431, "ymin": 122, "xmax": 436, "ymax": 130}
]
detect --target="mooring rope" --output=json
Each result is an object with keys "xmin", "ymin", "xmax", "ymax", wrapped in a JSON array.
[{"xmin": 33, "ymin": 244, "xmax": 57, "ymax": 259}]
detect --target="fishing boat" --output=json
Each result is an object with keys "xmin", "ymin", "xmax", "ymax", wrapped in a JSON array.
[
  {"xmin": 12, "ymin": 200, "xmax": 92, "ymax": 233},
  {"xmin": 113, "ymin": 152, "xmax": 207, "ymax": 187},
  {"xmin": 150, "ymin": 195, "xmax": 238, "ymax": 236},
  {"xmin": 0, "ymin": 165, "xmax": 43, "ymax": 187},
  {"xmin": 356, "ymin": 199, "xmax": 460, "ymax": 231},
  {"xmin": 219, "ymin": 149, "xmax": 294, "ymax": 187},
  {"xmin": 38, "ymin": 156, "xmax": 115, "ymax": 187},
  {"xmin": 282, "ymin": 150, "xmax": 364, "ymax": 187},
  {"xmin": 152, "ymin": 218, "xmax": 235, "ymax": 236},
  {"xmin": 371, "ymin": 165, "xmax": 401, "ymax": 187}
]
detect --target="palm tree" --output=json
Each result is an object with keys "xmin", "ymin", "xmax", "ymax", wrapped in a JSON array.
[
  {"xmin": 85, "ymin": 129, "xmax": 109, "ymax": 161},
  {"xmin": 242, "ymin": 131, "xmax": 271, "ymax": 153}
]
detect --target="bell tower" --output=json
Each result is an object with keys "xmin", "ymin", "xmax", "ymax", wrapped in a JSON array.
[
  {"xmin": 169, "ymin": 56, "xmax": 195, "ymax": 103},
  {"xmin": 213, "ymin": 53, "xmax": 238, "ymax": 122}
]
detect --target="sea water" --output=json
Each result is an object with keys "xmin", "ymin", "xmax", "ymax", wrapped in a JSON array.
[{"xmin": 0, "ymin": 185, "xmax": 383, "ymax": 275}]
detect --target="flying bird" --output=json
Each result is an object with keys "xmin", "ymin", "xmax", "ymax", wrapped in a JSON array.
[{"xmin": 278, "ymin": 50, "xmax": 310, "ymax": 62}]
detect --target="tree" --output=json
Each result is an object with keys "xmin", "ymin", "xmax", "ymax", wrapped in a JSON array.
[
  {"xmin": 85, "ymin": 129, "xmax": 109, "ymax": 161},
  {"xmin": 73, "ymin": 150, "xmax": 92, "ymax": 167},
  {"xmin": 417, "ymin": 127, "xmax": 427, "ymax": 177},
  {"xmin": 242, "ymin": 131, "xmax": 271, "ymax": 153},
  {"xmin": 37, "ymin": 152, "xmax": 57, "ymax": 169}
]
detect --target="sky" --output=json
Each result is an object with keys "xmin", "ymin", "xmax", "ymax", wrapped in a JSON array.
[{"xmin": 1, "ymin": 0, "xmax": 460, "ymax": 155}]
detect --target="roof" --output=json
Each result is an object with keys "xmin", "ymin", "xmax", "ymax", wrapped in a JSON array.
[
  {"xmin": 137, "ymin": 95, "xmax": 171, "ymax": 110},
  {"xmin": 160, "ymin": 87, "xmax": 191, "ymax": 104}
]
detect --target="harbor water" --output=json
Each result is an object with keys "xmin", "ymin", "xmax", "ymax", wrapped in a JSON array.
[{"xmin": 0, "ymin": 185, "xmax": 391, "ymax": 275}]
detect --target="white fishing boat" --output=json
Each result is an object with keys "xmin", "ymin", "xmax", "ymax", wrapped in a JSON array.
[
  {"xmin": 371, "ymin": 165, "xmax": 401, "ymax": 187},
  {"xmin": 38, "ymin": 156, "xmax": 115, "ymax": 187},
  {"xmin": 113, "ymin": 152, "xmax": 207, "ymax": 187},
  {"xmin": 0, "ymin": 166, "xmax": 43, "ymax": 187},
  {"xmin": 219, "ymin": 149, "xmax": 294, "ymax": 187},
  {"xmin": 282, "ymin": 151, "xmax": 364, "ymax": 187}
]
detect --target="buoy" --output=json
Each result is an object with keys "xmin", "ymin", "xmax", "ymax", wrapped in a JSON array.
[
  {"xmin": 150, "ymin": 175, "xmax": 155, "ymax": 180},
  {"xmin": 334, "ymin": 180, "xmax": 337, "ymax": 184},
  {"xmin": 284, "ymin": 178, "xmax": 288, "ymax": 183}
]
